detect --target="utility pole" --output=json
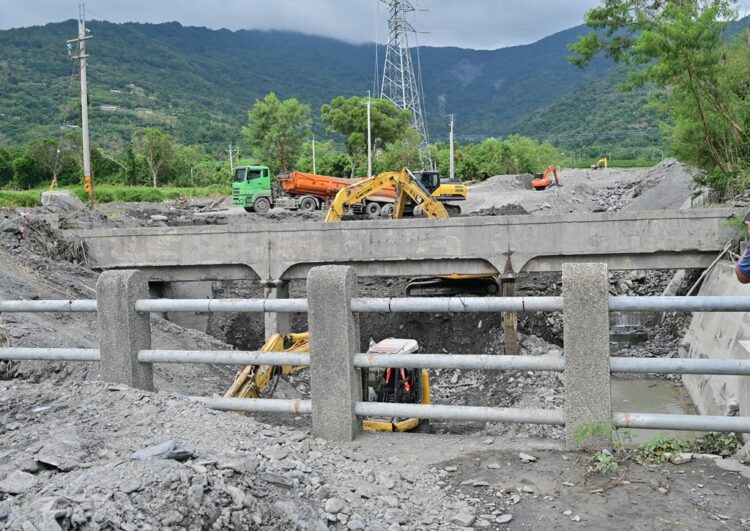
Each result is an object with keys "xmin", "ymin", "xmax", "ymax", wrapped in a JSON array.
[
  {"xmin": 367, "ymin": 92, "xmax": 373, "ymax": 177},
  {"xmin": 67, "ymin": 4, "xmax": 94, "ymax": 202},
  {"xmin": 448, "ymin": 114, "xmax": 455, "ymax": 181},
  {"xmin": 312, "ymin": 133, "xmax": 317, "ymax": 174},
  {"xmin": 226, "ymin": 143, "xmax": 239, "ymax": 171}
]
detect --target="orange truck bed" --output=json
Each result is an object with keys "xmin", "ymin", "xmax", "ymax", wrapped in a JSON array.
[{"xmin": 277, "ymin": 172, "xmax": 393, "ymax": 202}]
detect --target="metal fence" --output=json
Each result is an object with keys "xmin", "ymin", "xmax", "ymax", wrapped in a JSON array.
[{"xmin": 1, "ymin": 264, "xmax": 749, "ymax": 447}]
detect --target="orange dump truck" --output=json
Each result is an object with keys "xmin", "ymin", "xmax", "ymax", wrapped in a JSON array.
[{"xmin": 274, "ymin": 171, "xmax": 392, "ymax": 215}]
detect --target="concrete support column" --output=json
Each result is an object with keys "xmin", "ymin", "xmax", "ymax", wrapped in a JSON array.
[
  {"xmin": 307, "ymin": 266, "xmax": 361, "ymax": 441},
  {"xmin": 501, "ymin": 278, "xmax": 519, "ymax": 355},
  {"xmin": 263, "ymin": 280, "xmax": 292, "ymax": 338},
  {"xmin": 96, "ymin": 270, "xmax": 153, "ymax": 391},
  {"xmin": 563, "ymin": 263, "xmax": 611, "ymax": 449}
]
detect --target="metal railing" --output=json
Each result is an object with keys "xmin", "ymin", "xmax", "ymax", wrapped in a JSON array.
[{"xmin": 0, "ymin": 264, "xmax": 749, "ymax": 446}]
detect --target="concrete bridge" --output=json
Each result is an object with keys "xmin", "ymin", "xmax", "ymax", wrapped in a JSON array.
[{"xmin": 72, "ymin": 208, "xmax": 737, "ymax": 283}]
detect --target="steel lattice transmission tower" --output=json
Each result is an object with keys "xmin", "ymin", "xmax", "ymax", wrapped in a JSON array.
[{"xmin": 380, "ymin": 0, "xmax": 430, "ymax": 166}]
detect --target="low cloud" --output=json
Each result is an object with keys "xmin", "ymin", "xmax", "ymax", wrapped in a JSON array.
[{"xmin": 1, "ymin": 0, "xmax": 600, "ymax": 49}]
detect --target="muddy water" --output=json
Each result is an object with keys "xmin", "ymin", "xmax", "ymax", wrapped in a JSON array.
[{"xmin": 611, "ymin": 378, "xmax": 701, "ymax": 444}]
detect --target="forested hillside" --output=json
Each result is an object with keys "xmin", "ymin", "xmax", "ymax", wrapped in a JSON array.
[{"xmin": 0, "ymin": 20, "xmax": 616, "ymax": 152}]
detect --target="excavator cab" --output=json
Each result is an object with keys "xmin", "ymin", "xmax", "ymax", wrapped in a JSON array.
[
  {"xmin": 412, "ymin": 171, "xmax": 441, "ymax": 193},
  {"xmin": 361, "ymin": 338, "xmax": 430, "ymax": 433}
]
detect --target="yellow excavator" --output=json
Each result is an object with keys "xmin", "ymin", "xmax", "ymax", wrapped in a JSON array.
[
  {"xmin": 326, "ymin": 168, "xmax": 500, "ymax": 296},
  {"xmin": 591, "ymin": 157, "xmax": 608, "ymax": 169},
  {"xmin": 226, "ymin": 333, "xmax": 430, "ymax": 432},
  {"xmin": 325, "ymin": 168, "xmax": 450, "ymax": 221}
]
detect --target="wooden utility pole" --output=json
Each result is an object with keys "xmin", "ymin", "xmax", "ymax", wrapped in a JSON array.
[{"xmin": 67, "ymin": 4, "xmax": 94, "ymax": 202}]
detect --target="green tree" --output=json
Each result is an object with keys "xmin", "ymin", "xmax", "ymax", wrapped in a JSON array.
[
  {"xmin": 374, "ymin": 128, "xmax": 421, "ymax": 173},
  {"xmin": 12, "ymin": 153, "xmax": 44, "ymax": 189},
  {"xmin": 320, "ymin": 96, "xmax": 413, "ymax": 175},
  {"xmin": 134, "ymin": 128, "xmax": 176, "ymax": 188},
  {"xmin": 243, "ymin": 93, "xmax": 311, "ymax": 174},
  {"xmin": 295, "ymin": 140, "xmax": 351, "ymax": 177},
  {"xmin": 0, "ymin": 148, "xmax": 14, "ymax": 187},
  {"xmin": 570, "ymin": 0, "xmax": 749, "ymax": 194}
]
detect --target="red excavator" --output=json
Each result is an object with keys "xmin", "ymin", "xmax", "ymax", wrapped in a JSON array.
[{"xmin": 531, "ymin": 164, "xmax": 559, "ymax": 191}]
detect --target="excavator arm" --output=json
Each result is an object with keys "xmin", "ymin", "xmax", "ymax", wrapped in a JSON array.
[
  {"xmin": 325, "ymin": 169, "xmax": 449, "ymax": 221},
  {"xmin": 225, "ymin": 332, "xmax": 309, "ymax": 399}
]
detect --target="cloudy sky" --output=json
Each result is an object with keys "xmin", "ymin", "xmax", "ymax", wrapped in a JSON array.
[{"xmin": 0, "ymin": 0, "xmax": 602, "ymax": 49}]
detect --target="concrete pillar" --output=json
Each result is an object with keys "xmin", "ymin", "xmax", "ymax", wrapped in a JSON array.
[
  {"xmin": 501, "ymin": 278, "xmax": 519, "ymax": 355},
  {"xmin": 307, "ymin": 266, "xmax": 361, "ymax": 441},
  {"xmin": 563, "ymin": 263, "xmax": 611, "ymax": 449},
  {"xmin": 264, "ymin": 280, "xmax": 292, "ymax": 338},
  {"xmin": 96, "ymin": 270, "xmax": 153, "ymax": 391}
]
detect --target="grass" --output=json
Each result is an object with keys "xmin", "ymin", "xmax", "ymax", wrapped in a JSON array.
[{"xmin": 0, "ymin": 184, "xmax": 230, "ymax": 208}]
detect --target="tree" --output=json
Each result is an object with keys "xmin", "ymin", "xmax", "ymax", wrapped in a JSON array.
[
  {"xmin": 26, "ymin": 138, "xmax": 79, "ymax": 188},
  {"xmin": 0, "ymin": 148, "xmax": 14, "ymax": 187},
  {"xmin": 243, "ymin": 93, "xmax": 311, "ymax": 174},
  {"xmin": 134, "ymin": 128, "xmax": 176, "ymax": 188},
  {"xmin": 570, "ymin": 0, "xmax": 749, "ymax": 194},
  {"xmin": 374, "ymin": 128, "xmax": 421, "ymax": 174},
  {"xmin": 320, "ymin": 97, "xmax": 414, "ymax": 175},
  {"xmin": 12, "ymin": 153, "xmax": 44, "ymax": 189},
  {"xmin": 295, "ymin": 140, "xmax": 351, "ymax": 177}
]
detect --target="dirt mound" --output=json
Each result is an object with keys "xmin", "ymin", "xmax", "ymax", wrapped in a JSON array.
[{"xmin": 622, "ymin": 158, "xmax": 698, "ymax": 211}]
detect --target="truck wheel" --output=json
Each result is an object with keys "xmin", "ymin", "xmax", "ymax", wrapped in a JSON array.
[
  {"xmin": 381, "ymin": 204, "xmax": 394, "ymax": 218},
  {"xmin": 253, "ymin": 197, "xmax": 271, "ymax": 214},
  {"xmin": 365, "ymin": 202, "xmax": 382, "ymax": 218},
  {"xmin": 299, "ymin": 196, "xmax": 317, "ymax": 212}
]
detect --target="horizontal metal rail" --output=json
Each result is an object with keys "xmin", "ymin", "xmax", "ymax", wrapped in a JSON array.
[
  {"xmin": 192, "ymin": 397, "xmax": 311, "ymax": 415},
  {"xmin": 610, "ymin": 296, "xmax": 750, "ymax": 312},
  {"xmin": 0, "ymin": 348, "xmax": 100, "ymax": 361},
  {"xmin": 134, "ymin": 296, "xmax": 564, "ymax": 314},
  {"xmin": 0, "ymin": 300, "xmax": 97, "ymax": 313},
  {"xmin": 353, "ymin": 353, "xmax": 564, "ymax": 371},
  {"xmin": 611, "ymin": 357, "xmax": 750, "ymax": 375},
  {"xmin": 613, "ymin": 412, "xmax": 750, "ymax": 432},
  {"xmin": 139, "ymin": 350, "xmax": 309, "ymax": 366},
  {"xmin": 354, "ymin": 402, "xmax": 565, "ymax": 425},
  {"xmin": 351, "ymin": 297, "xmax": 563, "ymax": 313},
  {"xmin": 2, "ymin": 295, "xmax": 750, "ymax": 316},
  {"xmin": 135, "ymin": 298, "xmax": 308, "ymax": 313}
]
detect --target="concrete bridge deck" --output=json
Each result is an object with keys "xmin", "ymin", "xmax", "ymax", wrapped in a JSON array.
[{"xmin": 70, "ymin": 208, "xmax": 738, "ymax": 283}]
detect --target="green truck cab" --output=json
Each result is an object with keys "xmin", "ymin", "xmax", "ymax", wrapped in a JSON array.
[{"xmin": 232, "ymin": 165, "xmax": 273, "ymax": 213}]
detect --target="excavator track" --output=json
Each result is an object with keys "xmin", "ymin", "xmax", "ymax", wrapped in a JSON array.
[{"xmin": 406, "ymin": 276, "xmax": 500, "ymax": 297}]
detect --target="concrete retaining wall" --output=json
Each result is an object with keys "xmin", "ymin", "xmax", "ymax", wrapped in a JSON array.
[{"xmin": 680, "ymin": 263, "xmax": 750, "ymax": 422}]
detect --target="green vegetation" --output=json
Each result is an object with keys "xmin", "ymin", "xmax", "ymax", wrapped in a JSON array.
[
  {"xmin": 572, "ymin": 0, "xmax": 750, "ymax": 195},
  {"xmin": 0, "ymin": 19, "xmax": 668, "ymax": 158},
  {"xmin": 243, "ymin": 93, "xmax": 311, "ymax": 174},
  {"xmin": 0, "ymin": 184, "xmax": 228, "ymax": 208},
  {"xmin": 321, "ymin": 96, "xmax": 415, "ymax": 175},
  {"xmin": 575, "ymin": 422, "xmax": 743, "ymax": 473}
]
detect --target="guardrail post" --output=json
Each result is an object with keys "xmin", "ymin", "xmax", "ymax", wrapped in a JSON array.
[
  {"xmin": 563, "ymin": 263, "xmax": 611, "ymax": 449},
  {"xmin": 501, "ymin": 278, "xmax": 519, "ymax": 355},
  {"xmin": 96, "ymin": 270, "xmax": 153, "ymax": 391},
  {"xmin": 307, "ymin": 265, "xmax": 361, "ymax": 441}
]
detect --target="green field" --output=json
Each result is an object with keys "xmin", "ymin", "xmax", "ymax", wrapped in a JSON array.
[{"xmin": 0, "ymin": 185, "xmax": 229, "ymax": 208}]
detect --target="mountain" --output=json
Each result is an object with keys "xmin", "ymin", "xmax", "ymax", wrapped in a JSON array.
[{"xmin": 15, "ymin": 17, "xmax": 749, "ymax": 153}]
